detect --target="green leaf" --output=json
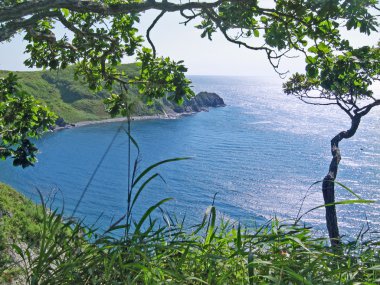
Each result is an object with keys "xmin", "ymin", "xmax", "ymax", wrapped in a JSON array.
[
  {"xmin": 132, "ymin": 157, "xmax": 190, "ymax": 188},
  {"xmin": 284, "ymin": 269, "xmax": 313, "ymax": 285},
  {"xmin": 308, "ymin": 46, "xmax": 318, "ymax": 54},
  {"xmin": 61, "ymin": 8, "xmax": 70, "ymax": 17},
  {"xmin": 299, "ymin": 199, "xmax": 375, "ymax": 221},
  {"xmin": 134, "ymin": 198, "xmax": 172, "ymax": 234},
  {"xmin": 305, "ymin": 56, "xmax": 317, "ymax": 64},
  {"xmin": 306, "ymin": 64, "xmax": 318, "ymax": 78},
  {"xmin": 316, "ymin": 42, "xmax": 331, "ymax": 54},
  {"xmin": 260, "ymin": 16, "xmax": 268, "ymax": 23}
]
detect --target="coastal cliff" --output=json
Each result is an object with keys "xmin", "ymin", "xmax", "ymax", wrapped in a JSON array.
[
  {"xmin": 0, "ymin": 64, "xmax": 225, "ymax": 126},
  {"xmin": 170, "ymin": 92, "xmax": 226, "ymax": 114},
  {"xmin": 54, "ymin": 92, "xmax": 226, "ymax": 128}
]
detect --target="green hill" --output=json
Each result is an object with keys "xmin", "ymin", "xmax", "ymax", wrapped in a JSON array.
[
  {"xmin": 0, "ymin": 64, "xmax": 226, "ymax": 127},
  {"xmin": 0, "ymin": 64, "xmax": 163, "ymax": 123}
]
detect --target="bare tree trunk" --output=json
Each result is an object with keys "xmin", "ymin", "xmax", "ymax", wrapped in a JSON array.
[{"xmin": 322, "ymin": 115, "xmax": 361, "ymax": 247}]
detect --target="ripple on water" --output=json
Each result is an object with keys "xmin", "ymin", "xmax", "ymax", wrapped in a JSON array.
[{"xmin": 0, "ymin": 76, "xmax": 378, "ymax": 236}]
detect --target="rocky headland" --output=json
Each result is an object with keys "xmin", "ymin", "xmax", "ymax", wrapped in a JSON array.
[
  {"xmin": 169, "ymin": 91, "xmax": 226, "ymax": 114},
  {"xmin": 56, "ymin": 92, "xmax": 225, "ymax": 129}
]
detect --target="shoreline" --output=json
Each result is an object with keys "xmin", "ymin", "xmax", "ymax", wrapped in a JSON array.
[
  {"xmin": 53, "ymin": 91, "xmax": 225, "ymax": 131},
  {"xmin": 54, "ymin": 112, "xmax": 193, "ymax": 130}
]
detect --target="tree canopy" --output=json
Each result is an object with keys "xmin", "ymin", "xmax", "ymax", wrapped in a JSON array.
[
  {"xmin": 0, "ymin": 0, "xmax": 379, "ymax": 167},
  {"xmin": 284, "ymin": 44, "xmax": 380, "ymax": 116},
  {"xmin": 0, "ymin": 72, "xmax": 56, "ymax": 167}
]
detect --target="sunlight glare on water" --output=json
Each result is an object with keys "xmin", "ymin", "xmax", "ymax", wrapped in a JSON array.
[{"xmin": 0, "ymin": 76, "xmax": 379, "ymax": 237}]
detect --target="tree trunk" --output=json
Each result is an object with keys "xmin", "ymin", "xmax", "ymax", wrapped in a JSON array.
[{"xmin": 322, "ymin": 115, "xmax": 361, "ymax": 247}]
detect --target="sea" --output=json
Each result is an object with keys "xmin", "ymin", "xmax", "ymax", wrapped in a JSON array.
[{"xmin": 0, "ymin": 76, "xmax": 379, "ymax": 237}]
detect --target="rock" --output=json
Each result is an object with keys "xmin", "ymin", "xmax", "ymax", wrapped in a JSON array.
[
  {"xmin": 55, "ymin": 117, "xmax": 67, "ymax": 127},
  {"xmin": 0, "ymin": 209, "xmax": 13, "ymax": 219},
  {"xmin": 172, "ymin": 92, "xmax": 225, "ymax": 114},
  {"xmin": 52, "ymin": 117, "xmax": 75, "ymax": 130}
]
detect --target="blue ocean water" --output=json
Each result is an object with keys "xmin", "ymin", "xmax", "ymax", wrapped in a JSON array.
[{"xmin": 0, "ymin": 76, "xmax": 379, "ymax": 237}]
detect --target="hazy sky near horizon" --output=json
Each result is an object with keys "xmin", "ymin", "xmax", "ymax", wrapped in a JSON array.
[{"xmin": 0, "ymin": 10, "xmax": 378, "ymax": 76}]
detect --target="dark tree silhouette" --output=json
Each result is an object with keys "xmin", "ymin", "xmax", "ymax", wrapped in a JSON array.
[{"xmin": 284, "ymin": 45, "xmax": 380, "ymax": 246}]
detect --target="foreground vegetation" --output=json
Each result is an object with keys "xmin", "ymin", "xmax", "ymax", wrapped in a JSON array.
[
  {"xmin": 0, "ymin": 183, "xmax": 45, "ymax": 283},
  {"xmin": 1, "ymin": 182, "xmax": 379, "ymax": 284}
]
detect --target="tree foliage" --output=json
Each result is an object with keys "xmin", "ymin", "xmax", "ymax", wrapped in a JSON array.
[
  {"xmin": 0, "ymin": 73, "xmax": 56, "ymax": 167},
  {"xmin": 0, "ymin": 0, "xmax": 378, "ymax": 166},
  {"xmin": 285, "ymin": 44, "xmax": 380, "ymax": 110}
]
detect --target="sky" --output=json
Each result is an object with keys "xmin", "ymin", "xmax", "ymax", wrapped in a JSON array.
[{"xmin": 0, "ymin": 10, "xmax": 378, "ymax": 76}]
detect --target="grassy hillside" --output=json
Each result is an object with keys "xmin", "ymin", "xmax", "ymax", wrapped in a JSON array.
[
  {"xmin": 0, "ymin": 184, "xmax": 44, "ymax": 247},
  {"xmin": 0, "ymin": 64, "xmax": 164, "ymax": 123},
  {"xmin": 0, "ymin": 183, "xmax": 45, "ymax": 283}
]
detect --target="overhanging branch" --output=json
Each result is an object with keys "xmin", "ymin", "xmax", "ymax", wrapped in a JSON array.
[
  {"xmin": 0, "ymin": 11, "xmax": 58, "ymax": 42},
  {"xmin": 203, "ymin": 8, "xmax": 290, "ymax": 76},
  {"xmin": 146, "ymin": 11, "xmax": 166, "ymax": 58},
  {"xmin": 356, "ymin": 99, "xmax": 380, "ymax": 116},
  {"xmin": 0, "ymin": 0, "xmax": 223, "ymax": 23}
]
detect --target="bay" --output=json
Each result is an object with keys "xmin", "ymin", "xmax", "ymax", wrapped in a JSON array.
[{"xmin": 0, "ymin": 76, "xmax": 379, "ymax": 237}]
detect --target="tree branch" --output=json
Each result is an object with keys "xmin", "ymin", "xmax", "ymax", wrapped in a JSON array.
[
  {"xmin": 336, "ymin": 99, "xmax": 353, "ymax": 119},
  {"xmin": 56, "ymin": 12, "xmax": 115, "ymax": 43},
  {"xmin": 0, "ymin": 11, "xmax": 58, "ymax": 42},
  {"xmin": 146, "ymin": 10, "xmax": 166, "ymax": 58},
  {"xmin": 0, "ymin": 0, "xmax": 223, "ymax": 23},
  {"xmin": 356, "ymin": 99, "xmax": 380, "ymax": 116},
  {"xmin": 203, "ymin": 8, "xmax": 290, "ymax": 76},
  {"xmin": 180, "ymin": 9, "xmax": 199, "ymax": 25},
  {"xmin": 298, "ymin": 98, "xmax": 338, "ymax": 106}
]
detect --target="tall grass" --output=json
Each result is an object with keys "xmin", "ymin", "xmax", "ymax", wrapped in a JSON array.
[
  {"xmin": 2, "ymin": 128, "xmax": 379, "ymax": 284},
  {"xmin": 6, "ymin": 206, "xmax": 380, "ymax": 284}
]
